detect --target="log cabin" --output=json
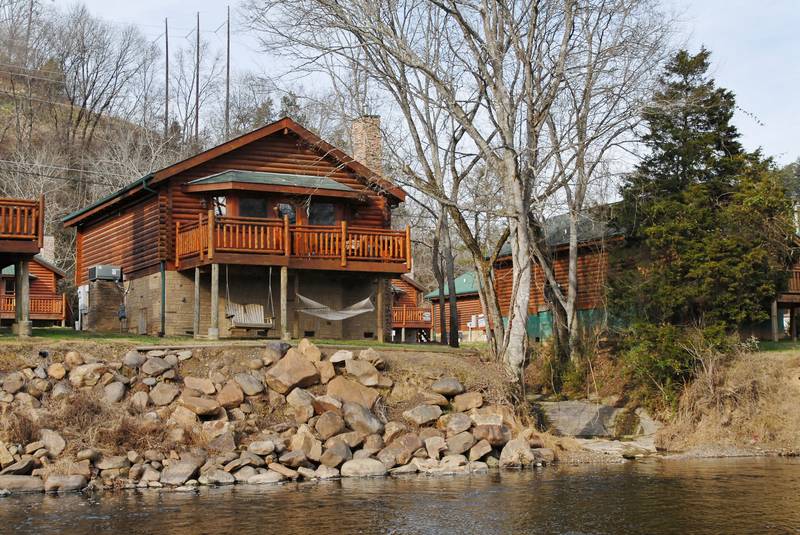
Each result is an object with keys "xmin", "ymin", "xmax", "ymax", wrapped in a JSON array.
[
  {"xmin": 62, "ymin": 116, "xmax": 409, "ymax": 340},
  {"xmin": 390, "ymin": 274, "xmax": 432, "ymax": 343},
  {"xmin": 0, "ymin": 196, "xmax": 46, "ymax": 335},
  {"xmin": 426, "ymin": 271, "xmax": 487, "ymax": 342},
  {"xmin": 0, "ymin": 250, "xmax": 66, "ymax": 326}
]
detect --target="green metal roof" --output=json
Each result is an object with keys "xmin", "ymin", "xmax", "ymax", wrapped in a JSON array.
[
  {"xmin": 425, "ymin": 271, "xmax": 480, "ymax": 299},
  {"xmin": 188, "ymin": 170, "xmax": 356, "ymax": 192}
]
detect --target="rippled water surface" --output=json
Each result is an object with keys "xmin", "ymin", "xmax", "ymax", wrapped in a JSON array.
[{"xmin": 2, "ymin": 458, "xmax": 799, "ymax": 534}]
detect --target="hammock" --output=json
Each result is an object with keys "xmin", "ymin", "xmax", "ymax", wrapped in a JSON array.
[{"xmin": 296, "ymin": 293, "xmax": 374, "ymax": 321}]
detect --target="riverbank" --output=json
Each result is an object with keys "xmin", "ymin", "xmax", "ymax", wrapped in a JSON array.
[{"xmin": 0, "ymin": 338, "xmax": 578, "ymax": 494}]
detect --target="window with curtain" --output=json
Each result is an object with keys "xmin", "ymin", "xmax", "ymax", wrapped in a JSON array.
[
  {"xmin": 308, "ymin": 202, "xmax": 336, "ymax": 225},
  {"xmin": 238, "ymin": 197, "xmax": 268, "ymax": 218}
]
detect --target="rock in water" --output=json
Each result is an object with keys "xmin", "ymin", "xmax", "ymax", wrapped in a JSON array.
[
  {"xmin": 247, "ymin": 472, "xmax": 283, "ymax": 485},
  {"xmin": 499, "ymin": 438, "xmax": 535, "ymax": 467},
  {"xmin": 265, "ymin": 352, "xmax": 320, "ymax": 394},
  {"xmin": 44, "ymin": 475, "xmax": 86, "ymax": 493},
  {"xmin": 343, "ymin": 402, "xmax": 384, "ymax": 435},
  {"xmin": 340, "ymin": 458, "xmax": 387, "ymax": 477},
  {"xmin": 0, "ymin": 475, "xmax": 43, "ymax": 493},
  {"xmin": 431, "ymin": 377, "xmax": 464, "ymax": 396},
  {"xmin": 160, "ymin": 460, "xmax": 200, "ymax": 486},
  {"xmin": 403, "ymin": 405, "xmax": 442, "ymax": 426}
]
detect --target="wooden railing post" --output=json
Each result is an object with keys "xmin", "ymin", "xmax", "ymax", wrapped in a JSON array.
[
  {"xmin": 61, "ymin": 294, "xmax": 66, "ymax": 323},
  {"xmin": 283, "ymin": 215, "xmax": 291, "ymax": 256},
  {"xmin": 405, "ymin": 224, "xmax": 411, "ymax": 271},
  {"xmin": 341, "ymin": 220, "xmax": 347, "ymax": 267},
  {"xmin": 37, "ymin": 195, "xmax": 44, "ymax": 248},
  {"xmin": 208, "ymin": 209, "xmax": 215, "ymax": 260},
  {"xmin": 175, "ymin": 221, "xmax": 181, "ymax": 268},
  {"xmin": 198, "ymin": 213, "xmax": 204, "ymax": 261}
]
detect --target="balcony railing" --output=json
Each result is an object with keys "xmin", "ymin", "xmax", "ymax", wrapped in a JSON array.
[
  {"xmin": 176, "ymin": 212, "xmax": 411, "ymax": 270},
  {"xmin": 0, "ymin": 196, "xmax": 44, "ymax": 245},
  {"xmin": 0, "ymin": 295, "xmax": 65, "ymax": 320},
  {"xmin": 392, "ymin": 305, "xmax": 433, "ymax": 328},
  {"xmin": 787, "ymin": 269, "xmax": 800, "ymax": 294}
]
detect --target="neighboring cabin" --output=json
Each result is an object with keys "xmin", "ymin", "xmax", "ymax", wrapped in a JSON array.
[
  {"xmin": 0, "ymin": 251, "xmax": 67, "ymax": 326},
  {"xmin": 390, "ymin": 274, "xmax": 431, "ymax": 343},
  {"xmin": 62, "ymin": 116, "xmax": 409, "ymax": 340},
  {"xmin": 426, "ymin": 271, "xmax": 487, "ymax": 342}
]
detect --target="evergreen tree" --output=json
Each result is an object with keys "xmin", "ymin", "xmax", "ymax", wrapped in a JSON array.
[{"xmin": 612, "ymin": 49, "xmax": 794, "ymax": 328}]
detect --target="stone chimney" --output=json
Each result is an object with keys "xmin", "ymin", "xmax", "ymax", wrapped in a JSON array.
[
  {"xmin": 351, "ymin": 115, "xmax": 382, "ymax": 175},
  {"xmin": 40, "ymin": 235, "xmax": 55, "ymax": 263}
]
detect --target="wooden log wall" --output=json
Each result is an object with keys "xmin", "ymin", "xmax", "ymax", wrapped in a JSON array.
[
  {"xmin": 431, "ymin": 294, "xmax": 485, "ymax": 333},
  {"xmin": 392, "ymin": 277, "xmax": 422, "ymax": 307},
  {"xmin": 75, "ymin": 195, "xmax": 164, "ymax": 285},
  {"xmin": 494, "ymin": 247, "xmax": 609, "ymax": 315}
]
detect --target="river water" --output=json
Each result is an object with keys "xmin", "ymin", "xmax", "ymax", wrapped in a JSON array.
[{"xmin": 1, "ymin": 457, "xmax": 799, "ymax": 534}]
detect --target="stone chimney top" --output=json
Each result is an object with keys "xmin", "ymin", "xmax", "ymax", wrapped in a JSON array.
[
  {"xmin": 40, "ymin": 235, "xmax": 55, "ymax": 263},
  {"xmin": 351, "ymin": 115, "xmax": 382, "ymax": 175}
]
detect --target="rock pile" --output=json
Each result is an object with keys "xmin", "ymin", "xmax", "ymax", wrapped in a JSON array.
[{"xmin": 0, "ymin": 341, "xmax": 552, "ymax": 494}]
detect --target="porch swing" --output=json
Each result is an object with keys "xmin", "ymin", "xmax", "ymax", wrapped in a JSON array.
[{"xmin": 224, "ymin": 266, "xmax": 276, "ymax": 333}]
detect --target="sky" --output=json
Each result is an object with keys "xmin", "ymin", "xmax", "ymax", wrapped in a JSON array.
[{"xmin": 78, "ymin": 0, "xmax": 799, "ymax": 165}]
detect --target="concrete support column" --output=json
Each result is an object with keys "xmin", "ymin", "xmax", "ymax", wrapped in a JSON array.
[
  {"xmin": 14, "ymin": 259, "xmax": 31, "ymax": 337},
  {"xmin": 193, "ymin": 267, "xmax": 201, "ymax": 339},
  {"xmin": 771, "ymin": 300, "xmax": 779, "ymax": 342},
  {"xmin": 292, "ymin": 272, "xmax": 300, "ymax": 339},
  {"xmin": 401, "ymin": 327, "xmax": 406, "ymax": 344},
  {"xmin": 376, "ymin": 276, "xmax": 385, "ymax": 343},
  {"xmin": 792, "ymin": 306, "xmax": 797, "ymax": 342},
  {"xmin": 209, "ymin": 263, "xmax": 219, "ymax": 340},
  {"xmin": 280, "ymin": 266, "xmax": 289, "ymax": 341}
]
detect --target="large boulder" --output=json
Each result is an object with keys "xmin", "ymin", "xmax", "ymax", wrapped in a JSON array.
[
  {"xmin": 537, "ymin": 400, "xmax": 622, "ymax": 438},
  {"xmin": 184, "ymin": 377, "xmax": 216, "ymax": 395},
  {"xmin": 469, "ymin": 439, "xmax": 493, "ymax": 461},
  {"xmin": 445, "ymin": 431, "xmax": 476, "ymax": 455},
  {"xmin": 247, "ymin": 471, "xmax": 283, "ymax": 485},
  {"xmin": 431, "ymin": 377, "xmax": 464, "ymax": 396},
  {"xmin": 160, "ymin": 460, "xmax": 200, "ymax": 486},
  {"xmin": 39, "ymin": 429, "xmax": 66, "ymax": 457},
  {"xmin": 340, "ymin": 458, "xmax": 387, "ymax": 477},
  {"xmin": 44, "ymin": 475, "xmax": 86, "ymax": 493},
  {"xmin": 122, "ymin": 350, "xmax": 146, "ymax": 369},
  {"xmin": 319, "ymin": 441, "xmax": 352, "ymax": 468},
  {"xmin": 402, "ymin": 405, "xmax": 442, "ymax": 426},
  {"xmin": 68, "ymin": 363, "xmax": 106, "ymax": 387},
  {"xmin": 104, "ymin": 382, "xmax": 126, "ymax": 403},
  {"xmin": 343, "ymin": 402, "xmax": 384, "ymax": 435},
  {"xmin": 141, "ymin": 357, "xmax": 172, "ymax": 377},
  {"xmin": 472, "ymin": 424, "xmax": 512, "ymax": 447},
  {"xmin": 329, "ymin": 350, "xmax": 354, "ymax": 364},
  {"xmin": 326, "ymin": 376, "xmax": 379, "ymax": 409},
  {"xmin": 2, "ymin": 372, "xmax": 25, "ymax": 394},
  {"xmin": 499, "ymin": 438, "xmax": 535, "ymax": 467},
  {"xmin": 297, "ymin": 339, "xmax": 322, "ymax": 362},
  {"xmin": 46, "ymin": 363, "xmax": 66, "ymax": 380},
  {"xmin": 265, "ymin": 352, "xmax": 320, "ymax": 394},
  {"xmin": 216, "ymin": 381, "xmax": 245, "ymax": 408},
  {"xmin": 315, "ymin": 411, "xmax": 346, "ymax": 440},
  {"xmin": 149, "ymin": 382, "xmax": 180, "ymax": 406},
  {"xmin": 451, "ymin": 392, "xmax": 483, "ymax": 413},
  {"xmin": 358, "ymin": 348, "xmax": 384, "ymax": 369},
  {"xmin": 441, "ymin": 412, "xmax": 472, "ymax": 437},
  {"xmin": 345, "ymin": 359, "xmax": 380, "ymax": 387},
  {"xmin": 377, "ymin": 433, "xmax": 423, "ymax": 468},
  {"xmin": 0, "ymin": 475, "xmax": 43, "ymax": 493},
  {"xmin": 181, "ymin": 396, "xmax": 220, "ymax": 416},
  {"xmin": 234, "ymin": 373, "xmax": 264, "ymax": 396}
]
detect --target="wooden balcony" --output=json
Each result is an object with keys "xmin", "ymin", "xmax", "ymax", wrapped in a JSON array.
[
  {"xmin": 392, "ymin": 305, "xmax": 433, "ymax": 329},
  {"xmin": 0, "ymin": 295, "xmax": 65, "ymax": 321},
  {"xmin": 175, "ymin": 213, "xmax": 411, "ymax": 274},
  {"xmin": 0, "ymin": 197, "xmax": 44, "ymax": 255}
]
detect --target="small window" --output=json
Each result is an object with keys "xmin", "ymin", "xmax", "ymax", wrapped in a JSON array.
[
  {"xmin": 277, "ymin": 203, "xmax": 296, "ymax": 224},
  {"xmin": 213, "ymin": 196, "xmax": 227, "ymax": 216},
  {"xmin": 308, "ymin": 203, "xmax": 336, "ymax": 225},
  {"xmin": 304, "ymin": 330, "xmax": 315, "ymax": 338},
  {"xmin": 4, "ymin": 279, "xmax": 14, "ymax": 294},
  {"xmin": 239, "ymin": 197, "xmax": 268, "ymax": 218}
]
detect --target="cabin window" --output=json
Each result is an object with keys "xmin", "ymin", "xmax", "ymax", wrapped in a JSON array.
[
  {"xmin": 308, "ymin": 202, "xmax": 336, "ymax": 226},
  {"xmin": 4, "ymin": 279, "xmax": 14, "ymax": 294},
  {"xmin": 213, "ymin": 196, "xmax": 227, "ymax": 216},
  {"xmin": 276, "ymin": 203, "xmax": 296, "ymax": 224},
  {"xmin": 238, "ymin": 197, "xmax": 268, "ymax": 218}
]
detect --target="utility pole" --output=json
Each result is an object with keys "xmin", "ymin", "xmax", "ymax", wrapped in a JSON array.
[
  {"xmin": 164, "ymin": 18, "xmax": 169, "ymax": 139},
  {"xmin": 225, "ymin": 5, "xmax": 231, "ymax": 140},
  {"xmin": 194, "ymin": 11, "xmax": 200, "ymax": 144}
]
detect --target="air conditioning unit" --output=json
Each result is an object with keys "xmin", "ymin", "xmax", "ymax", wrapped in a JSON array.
[{"xmin": 88, "ymin": 265, "xmax": 122, "ymax": 282}]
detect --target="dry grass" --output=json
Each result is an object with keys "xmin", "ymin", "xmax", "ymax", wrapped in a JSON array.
[
  {"xmin": 0, "ymin": 407, "xmax": 41, "ymax": 444},
  {"xmin": 658, "ymin": 348, "xmax": 800, "ymax": 453}
]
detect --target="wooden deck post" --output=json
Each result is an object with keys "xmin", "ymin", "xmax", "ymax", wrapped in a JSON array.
[
  {"xmin": 175, "ymin": 221, "xmax": 181, "ymax": 268},
  {"xmin": 280, "ymin": 266, "xmax": 289, "ymax": 341},
  {"xmin": 376, "ymin": 276, "xmax": 385, "ymax": 343},
  {"xmin": 292, "ymin": 272, "xmax": 300, "ymax": 339},
  {"xmin": 193, "ymin": 267, "xmax": 201, "ymax": 339},
  {"xmin": 771, "ymin": 300, "xmax": 779, "ymax": 342},
  {"xmin": 405, "ymin": 224, "xmax": 411, "ymax": 271},
  {"xmin": 37, "ymin": 195, "xmax": 44, "ymax": 249},
  {"xmin": 208, "ymin": 209, "xmax": 216, "ymax": 260},
  {"xmin": 791, "ymin": 306, "xmax": 797, "ymax": 342},
  {"xmin": 283, "ymin": 215, "xmax": 291, "ymax": 256},
  {"xmin": 341, "ymin": 220, "xmax": 347, "ymax": 267},
  {"xmin": 209, "ymin": 263, "xmax": 219, "ymax": 340},
  {"xmin": 14, "ymin": 259, "xmax": 31, "ymax": 337}
]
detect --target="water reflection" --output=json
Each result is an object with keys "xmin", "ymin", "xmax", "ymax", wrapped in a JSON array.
[{"xmin": 1, "ymin": 458, "xmax": 799, "ymax": 534}]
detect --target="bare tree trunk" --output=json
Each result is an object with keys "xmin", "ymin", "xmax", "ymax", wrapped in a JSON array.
[
  {"xmin": 431, "ymin": 213, "xmax": 447, "ymax": 345},
  {"xmin": 441, "ymin": 212, "xmax": 459, "ymax": 348}
]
